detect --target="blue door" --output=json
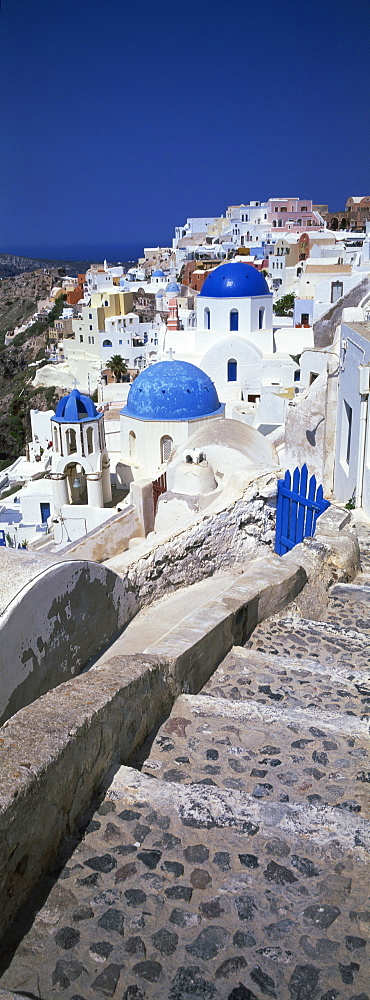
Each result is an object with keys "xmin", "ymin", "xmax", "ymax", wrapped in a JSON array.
[{"xmin": 40, "ymin": 502, "xmax": 50, "ymax": 524}]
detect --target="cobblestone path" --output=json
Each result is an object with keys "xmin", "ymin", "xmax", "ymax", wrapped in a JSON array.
[{"xmin": 1, "ymin": 530, "xmax": 369, "ymax": 1000}]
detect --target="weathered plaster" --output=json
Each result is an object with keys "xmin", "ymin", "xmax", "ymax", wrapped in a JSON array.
[{"xmin": 0, "ymin": 560, "xmax": 138, "ymax": 725}]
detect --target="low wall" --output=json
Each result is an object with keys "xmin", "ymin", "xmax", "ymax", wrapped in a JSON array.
[
  {"xmin": 0, "ymin": 507, "xmax": 360, "ymax": 940},
  {"xmin": 0, "ymin": 476, "xmax": 276, "ymax": 725},
  {"xmin": 56, "ymin": 503, "xmax": 143, "ymax": 562},
  {"xmin": 108, "ymin": 473, "xmax": 279, "ymax": 609},
  {"xmin": 0, "ymin": 559, "xmax": 138, "ymax": 726}
]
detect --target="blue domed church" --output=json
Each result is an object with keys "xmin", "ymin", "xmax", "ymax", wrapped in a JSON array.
[
  {"xmin": 50, "ymin": 389, "xmax": 111, "ymax": 516},
  {"xmin": 119, "ymin": 359, "xmax": 224, "ymax": 484},
  {"xmin": 163, "ymin": 261, "xmax": 295, "ymax": 407}
]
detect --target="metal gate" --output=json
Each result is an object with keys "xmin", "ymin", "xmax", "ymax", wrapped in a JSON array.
[
  {"xmin": 152, "ymin": 472, "xmax": 167, "ymax": 515},
  {"xmin": 275, "ymin": 464, "xmax": 330, "ymax": 556}
]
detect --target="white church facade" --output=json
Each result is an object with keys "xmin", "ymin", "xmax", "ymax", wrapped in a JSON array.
[{"xmin": 162, "ymin": 262, "xmax": 297, "ymax": 414}]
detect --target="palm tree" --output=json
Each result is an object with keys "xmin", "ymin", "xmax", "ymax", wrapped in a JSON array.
[{"xmin": 106, "ymin": 355, "xmax": 128, "ymax": 382}]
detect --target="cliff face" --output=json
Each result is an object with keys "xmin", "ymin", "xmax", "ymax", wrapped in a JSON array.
[
  {"xmin": 0, "ymin": 271, "xmax": 65, "ymax": 464},
  {"xmin": 0, "ymin": 251, "xmax": 92, "ymax": 278}
]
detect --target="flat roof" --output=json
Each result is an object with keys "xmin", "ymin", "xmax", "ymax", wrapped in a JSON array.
[{"xmin": 346, "ymin": 321, "xmax": 370, "ymax": 343}]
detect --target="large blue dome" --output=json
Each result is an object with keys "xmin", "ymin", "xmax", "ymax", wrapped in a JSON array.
[
  {"xmin": 52, "ymin": 389, "xmax": 100, "ymax": 423},
  {"xmin": 122, "ymin": 360, "xmax": 224, "ymax": 422},
  {"xmin": 200, "ymin": 262, "xmax": 270, "ymax": 298}
]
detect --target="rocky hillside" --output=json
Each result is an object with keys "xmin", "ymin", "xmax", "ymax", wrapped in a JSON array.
[
  {"xmin": 0, "ymin": 274, "xmax": 66, "ymax": 466},
  {"xmin": 0, "ymin": 269, "xmax": 53, "ymax": 342},
  {"xmin": 0, "ymin": 252, "xmax": 92, "ymax": 279}
]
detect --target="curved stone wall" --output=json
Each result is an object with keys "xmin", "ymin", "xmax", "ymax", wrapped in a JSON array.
[{"xmin": 0, "ymin": 559, "xmax": 138, "ymax": 725}]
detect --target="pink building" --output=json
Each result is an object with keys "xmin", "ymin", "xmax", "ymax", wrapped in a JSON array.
[{"xmin": 267, "ymin": 198, "xmax": 323, "ymax": 231}]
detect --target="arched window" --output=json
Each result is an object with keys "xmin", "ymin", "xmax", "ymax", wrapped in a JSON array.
[
  {"xmin": 53, "ymin": 427, "xmax": 59, "ymax": 452},
  {"xmin": 227, "ymin": 359, "xmax": 237, "ymax": 382},
  {"xmin": 87, "ymin": 426, "xmax": 94, "ymax": 454},
  {"xmin": 102, "ymin": 339, "xmax": 112, "ymax": 347},
  {"xmin": 66, "ymin": 428, "xmax": 77, "ymax": 455},
  {"xmin": 272, "ymin": 220, "xmax": 276, "ymax": 228},
  {"xmin": 258, "ymin": 307, "xmax": 265, "ymax": 329},
  {"xmin": 129, "ymin": 431, "xmax": 136, "ymax": 459},
  {"xmin": 230, "ymin": 309, "xmax": 238, "ymax": 331},
  {"xmin": 161, "ymin": 435, "xmax": 173, "ymax": 463},
  {"xmin": 204, "ymin": 307, "xmax": 210, "ymax": 330}
]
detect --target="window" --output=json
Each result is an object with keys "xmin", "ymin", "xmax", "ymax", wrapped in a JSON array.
[
  {"xmin": 331, "ymin": 281, "xmax": 343, "ymax": 303},
  {"xmin": 89, "ymin": 313, "xmax": 92, "ymax": 319},
  {"xmin": 258, "ymin": 307, "xmax": 265, "ymax": 329},
  {"xmin": 91, "ymin": 336, "xmax": 94, "ymax": 344},
  {"xmin": 129, "ymin": 431, "xmax": 136, "ymax": 459},
  {"xmin": 342, "ymin": 400, "xmax": 352, "ymax": 465},
  {"xmin": 105, "ymin": 300, "xmax": 109, "ymax": 306},
  {"xmin": 227, "ymin": 358, "xmax": 237, "ymax": 381},
  {"xmin": 53, "ymin": 427, "xmax": 59, "ymax": 452},
  {"xmin": 66, "ymin": 428, "xmax": 77, "ymax": 455},
  {"xmin": 301, "ymin": 206, "xmax": 307, "ymax": 211},
  {"xmin": 89, "ymin": 325, "xmax": 93, "ymax": 331},
  {"xmin": 294, "ymin": 370, "xmax": 300, "ymax": 381},
  {"xmin": 301, "ymin": 313, "xmax": 309, "ymax": 325},
  {"xmin": 80, "ymin": 335, "xmax": 83, "ymax": 343},
  {"xmin": 161, "ymin": 435, "xmax": 173, "ymax": 463},
  {"xmin": 230, "ymin": 309, "xmax": 238, "ymax": 331},
  {"xmin": 88, "ymin": 336, "xmax": 91, "ymax": 344},
  {"xmin": 204, "ymin": 307, "xmax": 210, "ymax": 330},
  {"xmin": 102, "ymin": 339, "xmax": 112, "ymax": 347},
  {"xmin": 248, "ymin": 393, "xmax": 260, "ymax": 403},
  {"xmin": 119, "ymin": 339, "xmax": 122, "ymax": 344},
  {"xmin": 87, "ymin": 426, "xmax": 94, "ymax": 454}
]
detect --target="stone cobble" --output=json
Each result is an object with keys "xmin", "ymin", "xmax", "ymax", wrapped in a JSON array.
[
  {"xmin": 141, "ymin": 693, "xmax": 369, "ymax": 815},
  {"xmin": 1, "ymin": 768, "xmax": 369, "ymax": 1000},
  {"xmin": 0, "ymin": 528, "xmax": 369, "ymax": 999},
  {"xmin": 246, "ymin": 614, "xmax": 370, "ymax": 672},
  {"xmin": 201, "ymin": 647, "xmax": 370, "ymax": 719}
]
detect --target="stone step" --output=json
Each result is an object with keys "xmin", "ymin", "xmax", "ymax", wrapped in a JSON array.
[
  {"xmin": 247, "ymin": 614, "xmax": 370, "ymax": 670},
  {"xmin": 201, "ymin": 645, "xmax": 370, "ymax": 719},
  {"xmin": 330, "ymin": 581, "xmax": 370, "ymax": 604},
  {"xmin": 141, "ymin": 694, "xmax": 370, "ymax": 817},
  {"xmin": 1, "ymin": 765, "xmax": 369, "ymax": 1000}
]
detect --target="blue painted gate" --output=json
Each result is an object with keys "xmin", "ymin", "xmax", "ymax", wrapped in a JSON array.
[{"xmin": 275, "ymin": 464, "xmax": 330, "ymax": 556}]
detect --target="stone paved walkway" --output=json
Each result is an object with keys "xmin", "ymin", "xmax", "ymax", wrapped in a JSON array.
[{"xmin": 0, "ymin": 527, "xmax": 369, "ymax": 999}]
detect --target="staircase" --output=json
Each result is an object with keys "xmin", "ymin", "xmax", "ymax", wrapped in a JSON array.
[{"xmin": 1, "ymin": 533, "xmax": 369, "ymax": 999}]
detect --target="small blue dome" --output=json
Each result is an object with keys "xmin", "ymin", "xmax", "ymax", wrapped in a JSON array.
[
  {"xmin": 156, "ymin": 290, "xmax": 164, "ymax": 298},
  {"xmin": 200, "ymin": 262, "xmax": 270, "ymax": 298},
  {"xmin": 121, "ymin": 360, "xmax": 224, "ymax": 422},
  {"xmin": 52, "ymin": 389, "xmax": 100, "ymax": 423},
  {"xmin": 153, "ymin": 269, "xmax": 165, "ymax": 278},
  {"xmin": 166, "ymin": 282, "xmax": 181, "ymax": 294}
]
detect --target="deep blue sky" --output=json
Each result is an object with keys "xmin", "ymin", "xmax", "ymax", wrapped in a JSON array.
[{"xmin": 1, "ymin": 0, "xmax": 369, "ymax": 259}]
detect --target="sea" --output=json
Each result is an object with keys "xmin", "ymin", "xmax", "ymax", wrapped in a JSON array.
[{"xmin": 5, "ymin": 244, "xmax": 145, "ymax": 269}]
